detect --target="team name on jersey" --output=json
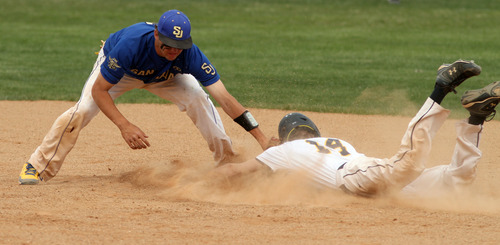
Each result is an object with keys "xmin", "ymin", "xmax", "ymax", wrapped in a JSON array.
[
  {"xmin": 156, "ymin": 70, "xmax": 174, "ymax": 80},
  {"xmin": 131, "ymin": 69, "xmax": 155, "ymax": 76},
  {"xmin": 129, "ymin": 66, "xmax": 181, "ymax": 81}
]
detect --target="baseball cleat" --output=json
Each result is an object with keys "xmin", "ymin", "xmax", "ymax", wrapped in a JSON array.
[
  {"xmin": 19, "ymin": 162, "xmax": 40, "ymax": 185},
  {"xmin": 461, "ymin": 81, "xmax": 500, "ymax": 120},
  {"xmin": 436, "ymin": 59, "xmax": 481, "ymax": 94}
]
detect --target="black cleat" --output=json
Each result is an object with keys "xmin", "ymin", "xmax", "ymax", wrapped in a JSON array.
[
  {"xmin": 461, "ymin": 81, "xmax": 500, "ymax": 121},
  {"xmin": 436, "ymin": 60, "xmax": 481, "ymax": 94}
]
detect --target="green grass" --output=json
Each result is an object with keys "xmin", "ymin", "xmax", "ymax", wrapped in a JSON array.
[{"xmin": 1, "ymin": 0, "xmax": 500, "ymax": 117}]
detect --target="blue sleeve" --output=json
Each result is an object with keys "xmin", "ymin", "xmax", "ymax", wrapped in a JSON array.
[
  {"xmin": 184, "ymin": 45, "xmax": 221, "ymax": 86},
  {"xmin": 100, "ymin": 42, "xmax": 133, "ymax": 84}
]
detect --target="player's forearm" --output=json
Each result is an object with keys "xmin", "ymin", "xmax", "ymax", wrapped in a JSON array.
[
  {"xmin": 91, "ymin": 74, "xmax": 131, "ymax": 129},
  {"xmin": 249, "ymin": 127, "xmax": 270, "ymax": 150},
  {"xmin": 206, "ymin": 80, "xmax": 269, "ymax": 148},
  {"xmin": 222, "ymin": 100, "xmax": 269, "ymax": 149},
  {"xmin": 213, "ymin": 158, "xmax": 262, "ymax": 177},
  {"xmin": 92, "ymin": 89, "xmax": 129, "ymax": 129},
  {"xmin": 217, "ymin": 95, "xmax": 246, "ymax": 119},
  {"xmin": 213, "ymin": 163, "xmax": 240, "ymax": 178},
  {"xmin": 206, "ymin": 80, "xmax": 246, "ymax": 118}
]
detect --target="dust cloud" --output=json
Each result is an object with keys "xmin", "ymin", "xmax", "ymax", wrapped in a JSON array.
[{"xmin": 119, "ymin": 159, "xmax": 500, "ymax": 214}]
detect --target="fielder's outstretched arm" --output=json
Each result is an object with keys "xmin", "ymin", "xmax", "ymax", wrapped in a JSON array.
[
  {"xmin": 205, "ymin": 80, "xmax": 271, "ymax": 149},
  {"xmin": 213, "ymin": 158, "xmax": 267, "ymax": 178}
]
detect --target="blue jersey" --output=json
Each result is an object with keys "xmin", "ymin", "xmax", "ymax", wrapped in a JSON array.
[{"xmin": 101, "ymin": 22, "xmax": 220, "ymax": 86}]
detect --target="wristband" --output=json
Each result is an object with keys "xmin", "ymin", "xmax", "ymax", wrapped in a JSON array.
[{"xmin": 234, "ymin": 110, "xmax": 259, "ymax": 131}]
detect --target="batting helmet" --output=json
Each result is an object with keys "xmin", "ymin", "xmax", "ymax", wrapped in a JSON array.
[{"xmin": 278, "ymin": 112, "xmax": 321, "ymax": 143}]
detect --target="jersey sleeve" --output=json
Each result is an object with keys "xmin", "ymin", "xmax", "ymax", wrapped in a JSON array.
[
  {"xmin": 183, "ymin": 45, "xmax": 221, "ymax": 86},
  {"xmin": 256, "ymin": 145, "xmax": 291, "ymax": 172},
  {"xmin": 100, "ymin": 43, "xmax": 133, "ymax": 84}
]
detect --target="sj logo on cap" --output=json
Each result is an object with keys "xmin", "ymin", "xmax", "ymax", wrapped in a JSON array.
[{"xmin": 173, "ymin": 26, "xmax": 183, "ymax": 38}]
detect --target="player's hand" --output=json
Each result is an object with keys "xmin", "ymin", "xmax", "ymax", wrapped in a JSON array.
[
  {"xmin": 265, "ymin": 136, "xmax": 280, "ymax": 149},
  {"xmin": 120, "ymin": 123, "xmax": 150, "ymax": 150}
]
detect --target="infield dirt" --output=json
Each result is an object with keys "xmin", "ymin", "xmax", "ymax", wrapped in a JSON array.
[{"xmin": 1, "ymin": 101, "xmax": 499, "ymax": 244}]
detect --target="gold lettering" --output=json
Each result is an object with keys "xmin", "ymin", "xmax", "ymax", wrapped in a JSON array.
[
  {"xmin": 173, "ymin": 26, "xmax": 183, "ymax": 38},
  {"xmin": 108, "ymin": 57, "xmax": 121, "ymax": 71},
  {"xmin": 157, "ymin": 71, "xmax": 171, "ymax": 80},
  {"xmin": 132, "ymin": 69, "xmax": 155, "ymax": 76},
  {"xmin": 201, "ymin": 63, "xmax": 216, "ymax": 75}
]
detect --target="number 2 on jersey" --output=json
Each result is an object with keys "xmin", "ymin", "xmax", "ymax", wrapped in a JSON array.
[{"xmin": 306, "ymin": 138, "xmax": 350, "ymax": 156}]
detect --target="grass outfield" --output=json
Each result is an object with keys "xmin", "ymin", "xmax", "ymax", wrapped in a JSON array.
[{"xmin": 1, "ymin": 0, "xmax": 499, "ymax": 117}]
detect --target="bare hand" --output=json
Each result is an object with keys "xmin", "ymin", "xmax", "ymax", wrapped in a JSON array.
[
  {"xmin": 265, "ymin": 136, "xmax": 280, "ymax": 149},
  {"xmin": 120, "ymin": 123, "xmax": 150, "ymax": 150}
]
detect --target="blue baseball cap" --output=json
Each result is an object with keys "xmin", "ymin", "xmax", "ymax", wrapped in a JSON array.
[{"xmin": 157, "ymin": 10, "xmax": 192, "ymax": 49}]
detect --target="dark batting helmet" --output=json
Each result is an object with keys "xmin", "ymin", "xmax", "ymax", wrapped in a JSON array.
[{"xmin": 278, "ymin": 112, "xmax": 321, "ymax": 143}]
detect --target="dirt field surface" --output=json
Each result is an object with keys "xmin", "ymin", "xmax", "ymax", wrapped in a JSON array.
[{"xmin": 2, "ymin": 100, "xmax": 500, "ymax": 244}]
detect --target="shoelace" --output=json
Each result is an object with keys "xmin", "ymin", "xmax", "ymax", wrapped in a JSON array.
[{"xmin": 25, "ymin": 164, "xmax": 38, "ymax": 176}]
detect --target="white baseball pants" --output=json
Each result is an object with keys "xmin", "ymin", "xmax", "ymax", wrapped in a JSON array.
[
  {"xmin": 401, "ymin": 119, "xmax": 482, "ymax": 196},
  {"xmin": 337, "ymin": 98, "xmax": 481, "ymax": 196}
]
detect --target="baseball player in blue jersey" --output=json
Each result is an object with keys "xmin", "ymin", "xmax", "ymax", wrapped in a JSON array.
[
  {"xmin": 213, "ymin": 60, "xmax": 500, "ymax": 197},
  {"xmin": 19, "ymin": 10, "xmax": 272, "ymax": 185}
]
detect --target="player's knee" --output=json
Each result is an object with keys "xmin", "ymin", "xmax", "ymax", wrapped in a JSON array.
[{"xmin": 187, "ymin": 87, "xmax": 211, "ymax": 105}]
